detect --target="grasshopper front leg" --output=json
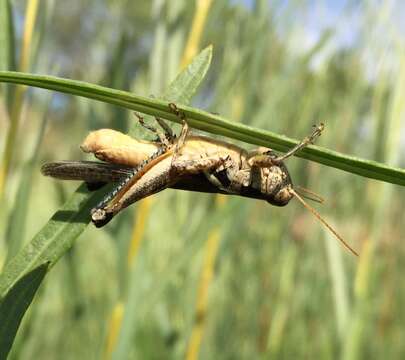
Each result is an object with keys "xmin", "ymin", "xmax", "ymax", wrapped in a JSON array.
[{"xmin": 247, "ymin": 123, "xmax": 324, "ymax": 167}]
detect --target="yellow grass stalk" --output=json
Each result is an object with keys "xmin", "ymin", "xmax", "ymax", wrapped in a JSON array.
[
  {"xmin": 185, "ymin": 227, "xmax": 221, "ymax": 360},
  {"xmin": 105, "ymin": 2, "xmax": 214, "ymax": 356},
  {"xmin": 180, "ymin": 0, "xmax": 213, "ymax": 69},
  {"xmin": 103, "ymin": 302, "xmax": 125, "ymax": 360},
  {"xmin": 0, "ymin": 0, "xmax": 39, "ymax": 195},
  {"xmin": 103, "ymin": 198, "xmax": 153, "ymax": 359},
  {"xmin": 127, "ymin": 197, "xmax": 154, "ymax": 267}
]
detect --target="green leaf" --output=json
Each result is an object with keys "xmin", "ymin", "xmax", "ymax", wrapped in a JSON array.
[
  {"xmin": 0, "ymin": 184, "xmax": 112, "ymax": 299},
  {"xmin": 162, "ymin": 45, "xmax": 212, "ymax": 104},
  {"xmin": 0, "ymin": 184, "xmax": 113, "ymax": 357},
  {"xmin": 5, "ymin": 93, "xmax": 52, "ymax": 263},
  {"xmin": 0, "ymin": 61, "xmax": 404, "ymax": 186},
  {"xmin": 128, "ymin": 45, "xmax": 213, "ymax": 137},
  {"xmin": 4, "ymin": 164, "xmax": 33, "ymax": 263},
  {"xmin": 0, "ymin": 262, "xmax": 49, "ymax": 360}
]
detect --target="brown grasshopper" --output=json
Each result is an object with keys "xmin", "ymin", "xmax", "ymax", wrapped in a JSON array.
[{"xmin": 42, "ymin": 104, "xmax": 358, "ymax": 256}]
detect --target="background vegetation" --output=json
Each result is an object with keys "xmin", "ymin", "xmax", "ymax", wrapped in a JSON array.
[{"xmin": 1, "ymin": 0, "xmax": 405, "ymax": 359}]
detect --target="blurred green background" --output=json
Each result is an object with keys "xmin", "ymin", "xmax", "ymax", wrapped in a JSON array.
[{"xmin": 1, "ymin": 0, "xmax": 405, "ymax": 359}]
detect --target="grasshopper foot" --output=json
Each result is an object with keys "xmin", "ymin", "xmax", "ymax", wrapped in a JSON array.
[{"xmin": 91, "ymin": 208, "xmax": 114, "ymax": 227}]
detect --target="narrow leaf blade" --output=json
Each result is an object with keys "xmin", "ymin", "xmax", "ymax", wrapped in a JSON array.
[
  {"xmin": 0, "ymin": 262, "xmax": 49, "ymax": 360},
  {"xmin": 0, "ymin": 183, "xmax": 111, "ymax": 299},
  {"xmin": 0, "ymin": 70, "xmax": 404, "ymax": 186},
  {"xmin": 0, "ymin": 0, "xmax": 15, "ymax": 71},
  {"xmin": 163, "ymin": 45, "xmax": 212, "ymax": 104}
]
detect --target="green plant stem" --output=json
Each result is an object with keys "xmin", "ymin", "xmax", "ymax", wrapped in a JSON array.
[{"xmin": 0, "ymin": 71, "xmax": 404, "ymax": 186}]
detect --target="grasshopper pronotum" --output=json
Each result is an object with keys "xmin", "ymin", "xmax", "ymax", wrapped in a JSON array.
[{"xmin": 42, "ymin": 104, "xmax": 358, "ymax": 256}]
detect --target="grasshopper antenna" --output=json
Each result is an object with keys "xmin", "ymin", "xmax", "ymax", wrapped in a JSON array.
[
  {"xmin": 290, "ymin": 188, "xmax": 359, "ymax": 257},
  {"xmin": 295, "ymin": 186, "xmax": 325, "ymax": 204}
]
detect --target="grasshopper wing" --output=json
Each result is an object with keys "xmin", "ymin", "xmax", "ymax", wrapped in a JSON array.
[{"xmin": 41, "ymin": 161, "xmax": 133, "ymax": 183}]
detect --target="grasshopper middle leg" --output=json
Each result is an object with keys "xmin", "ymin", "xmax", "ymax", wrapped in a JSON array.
[{"xmin": 167, "ymin": 102, "xmax": 235, "ymax": 190}]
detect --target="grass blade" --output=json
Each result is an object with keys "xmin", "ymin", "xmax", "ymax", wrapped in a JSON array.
[
  {"xmin": 163, "ymin": 44, "xmax": 212, "ymax": 104},
  {"xmin": 0, "ymin": 0, "xmax": 15, "ymax": 146},
  {"xmin": 0, "ymin": 0, "xmax": 40, "ymax": 196},
  {"xmin": 0, "ymin": 262, "xmax": 49, "ymax": 360},
  {"xmin": 0, "ymin": 0, "xmax": 15, "ymax": 73},
  {"xmin": 5, "ymin": 92, "xmax": 52, "ymax": 263},
  {"xmin": 0, "ymin": 183, "xmax": 112, "ymax": 300},
  {"xmin": 0, "ymin": 184, "xmax": 113, "ymax": 357},
  {"xmin": 0, "ymin": 68, "xmax": 404, "ymax": 186}
]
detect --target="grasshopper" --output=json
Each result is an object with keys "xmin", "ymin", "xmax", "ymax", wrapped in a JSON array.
[{"xmin": 42, "ymin": 104, "xmax": 358, "ymax": 256}]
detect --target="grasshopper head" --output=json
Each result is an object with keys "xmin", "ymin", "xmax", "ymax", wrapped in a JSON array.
[
  {"xmin": 248, "ymin": 148, "xmax": 294, "ymax": 206},
  {"xmin": 259, "ymin": 163, "xmax": 294, "ymax": 206}
]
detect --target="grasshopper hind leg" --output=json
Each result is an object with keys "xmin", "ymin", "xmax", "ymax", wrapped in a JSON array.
[
  {"xmin": 94, "ymin": 106, "xmax": 190, "ymax": 227},
  {"xmin": 90, "ymin": 146, "xmax": 167, "ymax": 227}
]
